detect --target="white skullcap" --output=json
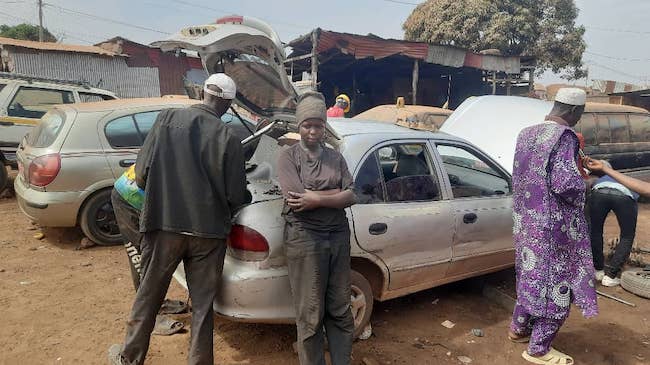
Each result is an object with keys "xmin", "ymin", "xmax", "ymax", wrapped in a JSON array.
[
  {"xmin": 555, "ymin": 87, "xmax": 586, "ymax": 106},
  {"xmin": 204, "ymin": 73, "xmax": 236, "ymax": 100}
]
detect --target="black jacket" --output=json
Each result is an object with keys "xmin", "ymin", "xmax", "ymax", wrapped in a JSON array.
[{"xmin": 135, "ymin": 104, "xmax": 248, "ymax": 238}]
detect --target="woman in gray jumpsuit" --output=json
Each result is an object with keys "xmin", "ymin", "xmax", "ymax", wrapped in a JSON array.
[{"xmin": 276, "ymin": 91, "xmax": 357, "ymax": 365}]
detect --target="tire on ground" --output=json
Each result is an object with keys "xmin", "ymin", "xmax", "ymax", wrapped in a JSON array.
[
  {"xmin": 621, "ymin": 269, "xmax": 650, "ymax": 299},
  {"xmin": 79, "ymin": 189, "xmax": 123, "ymax": 246},
  {"xmin": 350, "ymin": 270, "xmax": 374, "ymax": 339}
]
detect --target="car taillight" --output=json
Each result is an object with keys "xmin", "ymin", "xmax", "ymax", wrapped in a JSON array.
[
  {"xmin": 28, "ymin": 153, "xmax": 61, "ymax": 187},
  {"xmin": 227, "ymin": 224, "xmax": 269, "ymax": 261}
]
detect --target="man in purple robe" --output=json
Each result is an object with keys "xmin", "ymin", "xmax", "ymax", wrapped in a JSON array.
[{"xmin": 508, "ymin": 88, "xmax": 598, "ymax": 364}]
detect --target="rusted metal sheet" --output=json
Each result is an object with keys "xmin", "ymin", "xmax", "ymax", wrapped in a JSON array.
[
  {"xmin": 289, "ymin": 29, "xmax": 522, "ymax": 73},
  {"xmin": 9, "ymin": 50, "xmax": 160, "ymax": 98},
  {"xmin": 0, "ymin": 36, "xmax": 122, "ymax": 56}
]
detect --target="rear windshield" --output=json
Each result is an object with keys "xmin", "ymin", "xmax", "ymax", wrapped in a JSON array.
[{"xmin": 27, "ymin": 111, "xmax": 66, "ymax": 148}]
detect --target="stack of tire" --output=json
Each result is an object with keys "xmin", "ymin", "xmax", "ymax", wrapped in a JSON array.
[{"xmin": 621, "ymin": 269, "xmax": 650, "ymax": 299}]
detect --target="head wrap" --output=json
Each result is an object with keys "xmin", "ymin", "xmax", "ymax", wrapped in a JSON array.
[{"xmin": 296, "ymin": 91, "xmax": 327, "ymax": 126}]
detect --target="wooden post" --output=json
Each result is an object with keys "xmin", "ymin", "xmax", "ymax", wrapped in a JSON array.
[
  {"xmin": 412, "ymin": 59, "xmax": 419, "ymax": 105},
  {"xmin": 506, "ymin": 74, "xmax": 511, "ymax": 96},
  {"xmin": 310, "ymin": 29, "xmax": 319, "ymax": 91},
  {"xmin": 528, "ymin": 68, "xmax": 535, "ymax": 94},
  {"xmin": 492, "ymin": 71, "xmax": 497, "ymax": 95}
]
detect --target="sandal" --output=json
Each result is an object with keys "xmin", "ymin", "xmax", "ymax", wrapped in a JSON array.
[
  {"xmin": 522, "ymin": 347, "xmax": 574, "ymax": 364},
  {"xmin": 152, "ymin": 315, "xmax": 184, "ymax": 336},
  {"xmin": 508, "ymin": 330, "xmax": 530, "ymax": 343},
  {"xmin": 159, "ymin": 299, "xmax": 189, "ymax": 315}
]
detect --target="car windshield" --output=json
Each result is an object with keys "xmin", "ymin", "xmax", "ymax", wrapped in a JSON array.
[{"xmin": 26, "ymin": 110, "xmax": 66, "ymax": 148}]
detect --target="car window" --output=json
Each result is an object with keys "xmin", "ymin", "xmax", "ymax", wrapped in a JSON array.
[
  {"xmin": 437, "ymin": 144, "xmax": 510, "ymax": 198},
  {"xmin": 629, "ymin": 114, "xmax": 650, "ymax": 143},
  {"xmin": 379, "ymin": 143, "xmax": 440, "ymax": 202},
  {"xmin": 78, "ymin": 92, "xmax": 115, "ymax": 103},
  {"xmin": 354, "ymin": 152, "xmax": 385, "ymax": 204},
  {"xmin": 8, "ymin": 87, "xmax": 74, "ymax": 119},
  {"xmin": 604, "ymin": 114, "xmax": 630, "ymax": 143},
  {"xmin": 133, "ymin": 111, "xmax": 159, "ymax": 139},
  {"xmin": 595, "ymin": 114, "xmax": 611, "ymax": 144},
  {"xmin": 26, "ymin": 111, "xmax": 66, "ymax": 148},
  {"xmin": 577, "ymin": 113, "xmax": 597, "ymax": 146},
  {"xmin": 105, "ymin": 115, "xmax": 141, "ymax": 148}
]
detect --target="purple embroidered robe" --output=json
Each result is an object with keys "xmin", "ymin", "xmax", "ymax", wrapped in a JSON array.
[{"xmin": 512, "ymin": 122, "xmax": 598, "ymax": 320}]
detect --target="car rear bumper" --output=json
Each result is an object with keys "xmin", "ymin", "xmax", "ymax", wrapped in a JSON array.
[
  {"xmin": 14, "ymin": 176, "xmax": 82, "ymax": 227},
  {"xmin": 173, "ymin": 255, "xmax": 295, "ymax": 324}
]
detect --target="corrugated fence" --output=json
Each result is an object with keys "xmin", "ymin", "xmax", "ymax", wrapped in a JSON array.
[{"xmin": 9, "ymin": 50, "xmax": 160, "ymax": 98}]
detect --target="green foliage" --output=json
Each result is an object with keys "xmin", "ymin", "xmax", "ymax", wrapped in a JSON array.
[
  {"xmin": 403, "ymin": 0, "xmax": 586, "ymax": 80},
  {"xmin": 0, "ymin": 23, "xmax": 57, "ymax": 42}
]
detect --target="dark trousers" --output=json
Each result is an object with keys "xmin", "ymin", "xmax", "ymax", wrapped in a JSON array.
[
  {"xmin": 120, "ymin": 230, "xmax": 226, "ymax": 365},
  {"xmin": 284, "ymin": 224, "xmax": 354, "ymax": 365},
  {"xmin": 590, "ymin": 188, "xmax": 638, "ymax": 278},
  {"xmin": 111, "ymin": 189, "xmax": 144, "ymax": 289}
]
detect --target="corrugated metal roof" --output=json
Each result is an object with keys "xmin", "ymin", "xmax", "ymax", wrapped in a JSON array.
[
  {"xmin": 289, "ymin": 30, "xmax": 521, "ymax": 73},
  {"xmin": 0, "ymin": 37, "xmax": 123, "ymax": 56}
]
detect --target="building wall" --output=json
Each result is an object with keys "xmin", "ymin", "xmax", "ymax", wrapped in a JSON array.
[{"xmin": 7, "ymin": 49, "xmax": 160, "ymax": 98}]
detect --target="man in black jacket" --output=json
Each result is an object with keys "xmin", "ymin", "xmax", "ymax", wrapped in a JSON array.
[{"xmin": 109, "ymin": 73, "xmax": 249, "ymax": 365}]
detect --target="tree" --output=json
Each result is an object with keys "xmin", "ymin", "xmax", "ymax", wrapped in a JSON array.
[
  {"xmin": 403, "ymin": 0, "xmax": 586, "ymax": 80},
  {"xmin": 0, "ymin": 23, "xmax": 57, "ymax": 42}
]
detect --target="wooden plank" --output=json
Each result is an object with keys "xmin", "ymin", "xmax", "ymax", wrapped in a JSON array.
[
  {"xmin": 412, "ymin": 59, "xmax": 419, "ymax": 105},
  {"xmin": 311, "ymin": 30, "xmax": 318, "ymax": 90}
]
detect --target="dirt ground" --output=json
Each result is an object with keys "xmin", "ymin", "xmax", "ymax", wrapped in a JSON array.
[{"xmin": 1, "ymin": 176, "xmax": 649, "ymax": 365}]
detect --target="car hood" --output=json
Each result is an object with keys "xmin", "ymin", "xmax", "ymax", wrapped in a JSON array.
[
  {"xmin": 440, "ymin": 95, "xmax": 553, "ymax": 173},
  {"xmin": 152, "ymin": 16, "xmax": 297, "ymax": 121}
]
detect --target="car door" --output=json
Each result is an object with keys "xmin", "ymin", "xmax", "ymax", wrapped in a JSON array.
[
  {"xmin": 350, "ymin": 140, "xmax": 454, "ymax": 291},
  {"xmin": 99, "ymin": 110, "xmax": 160, "ymax": 178},
  {"xmin": 433, "ymin": 142, "xmax": 514, "ymax": 277}
]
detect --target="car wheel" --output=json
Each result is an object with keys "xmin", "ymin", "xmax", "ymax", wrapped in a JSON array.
[
  {"xmin": 79, "ymin": 189, "xmax": 122, "ymax": 246},
  {"xmin": 350, "ymin": 270, "xmax": 374, "ymax": 339},
  {"xmin": 621, "ymin": 269, "xmax": 650, "ymax": 299},
  {"xmin": 0, "ymin": 164, "xmax": 7, "ymax": 193}
]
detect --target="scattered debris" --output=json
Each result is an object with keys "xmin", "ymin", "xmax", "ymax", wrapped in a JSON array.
[
  {"xmin": 596, "ymin": 290, "xmax": 636, "ymax": 307},
  {"xmin": 77, "ymin": 237, "xmax": 96, "ymax": 250},
  {"xmin": 358, "ymin": 323, "xmax": 373, "ymax": 340},
  {"xmin": 471, "ymin": 328, "xmax": 484, "ymax": 337},
  {"xmin": 431, "ymin": 298, "xmax": 440, "ymax": 305},
  {"xmin": 80, "ymin": 262, "xmax": 92, "ymax": 267},
  {"xmin": 19, "ymin": 280, "xmax": 32, "ymax": 285},
  {"xmin": 636, "ymin": 355, "xmax": 645, "ymax": 361},
  {"xmin": 441, "ymin": 320, "xmax": 456, "ymax": 329},
  {"xmin": 362, "ymin": 356, "xmax": 381, "ymax": 365},
  {"xmin": 457, "ymin": 355, "xmax": 472, "ymax": 364},
  {"xmin": 33, "ymin": 232, "xmax": 45, "ymax": 240},
  {"xmin": 412, "ymin": 343, "xmax": 425, "ymax": 349}
]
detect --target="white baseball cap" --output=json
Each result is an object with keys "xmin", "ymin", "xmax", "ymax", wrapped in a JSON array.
[
  {"xmin": 555, "ymin": 87, "xmax": 586, "ymax": 106},
  {"xmin": 204, "ymin": 73, "xmax": 236, "ymax": 100}
]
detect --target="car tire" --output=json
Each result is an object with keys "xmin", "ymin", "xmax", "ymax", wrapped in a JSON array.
[
  {"xmin": 0, "ymin": 164, "xmax": 7, "ymax": 193},
  {"xmin": 621, "ymin": 269, "xmax": 650, "ymax": 299},
  {"xmin": 350, "ymin": 270, "xmax": 374, "ymax": 339},
  {"xmin": 79, "ymin": 189, "xmax": 123, "ymax": 246}
]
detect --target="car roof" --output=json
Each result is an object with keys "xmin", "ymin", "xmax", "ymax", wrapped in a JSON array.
[
  {"xmin": 0, "ymin": 77, "xmax": 116, "ymax": 95},
  {"xmin": 59, "ymin": 97, "xmax": 200, "ymax": 112},
  {"xmin": 585, "ymin": 102, "xmax": 648, "ymax": 114},
  {"xmin": 329, "ymin": 118, "xmax": 458, "ymax": 140}
]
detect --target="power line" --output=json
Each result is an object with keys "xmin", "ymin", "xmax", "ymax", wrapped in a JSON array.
[
  {"xmin": 583, "ymin": 59, "xmax": 647, "ymax": 81},
  {"xmin": 0, "ymin": 8, "xmax": 105, "ymax": 44},
  {"xmin": 43, "ymin": 3, "xmax": 171, "ymax": 35},
  {"xmin": 170, "ymin": 0, "xmax": 312, "ymax": 30},
  {"xmin": 585, "ymin": 50, "xmax": 650, "ymax": 62},
  {"xmin": 584, "ymin": 25, "xmax": 650, "ymax": 36}
]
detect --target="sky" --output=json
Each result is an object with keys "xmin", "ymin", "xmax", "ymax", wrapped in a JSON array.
[{"xmin": 0, "ymin": 0, "xmax": 649, "ymax": 87}]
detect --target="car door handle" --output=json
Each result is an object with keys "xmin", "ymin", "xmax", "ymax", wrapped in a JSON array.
[
  {"xmin": 369, "ymin": 223, "xmax": 388, "ymax": 235},
  {"xmin": 463, "ymin": 213, "xmax": 478, "ymax": 224},
  {"xmin": 119, "ymin": 159, "xmax": 135, "ymax": 167}
]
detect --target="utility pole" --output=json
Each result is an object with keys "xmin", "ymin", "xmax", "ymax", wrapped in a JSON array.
[{"xmin": 38, "ymin": 0, "xmax": 43, "ymax": 42}]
